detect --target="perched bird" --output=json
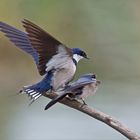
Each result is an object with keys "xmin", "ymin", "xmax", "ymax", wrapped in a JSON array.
[
  {"xmin": 0, "ymin": 19, "xmax": 88, "ymax": 102},
  {"xmin": 44, "ymin": 73, "xmax": 101, "ymax": 110}
]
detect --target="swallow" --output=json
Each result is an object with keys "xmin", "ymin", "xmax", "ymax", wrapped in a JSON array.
[
  {"xmin": 0, "ymin": 19, "xmax": 88, "ymax": 103},
  {"xmin": 44, "ymin": 73, "xmax": 101, "ymax": 110}
]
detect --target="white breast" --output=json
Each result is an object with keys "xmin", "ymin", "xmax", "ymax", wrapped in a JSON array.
[
  {"xmin": 51, "ymin": 59, "xmax": 76, "ymax": 91},
  {"xmin": 45, "ymin": 45, "xmax": 70, "ymax": 72},
  {"xmin": 77, "ymin": 83, "xmax": 98, "ymax": 99}
]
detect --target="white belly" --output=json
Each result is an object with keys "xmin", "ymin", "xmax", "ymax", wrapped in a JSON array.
[
  {"xmin": 77, "ymin": 83, "xmax": 98, "ymax": 99},
  {"xmin": 52, "ymin": 60, "xmax": 76, "ymax": 91}
]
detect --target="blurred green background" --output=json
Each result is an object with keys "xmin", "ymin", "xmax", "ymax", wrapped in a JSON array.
[{"xmin": 0, "ymin": 0, "xmax": 140, "ymax": 140}]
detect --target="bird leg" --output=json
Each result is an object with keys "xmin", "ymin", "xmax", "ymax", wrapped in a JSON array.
[
  {"xmin": 81, "ymin": 98, "xmax": 87, "ymax": 106},
  {"xmin": 67, "ymin": 96, "xmax": 78, "ymax": 102}
]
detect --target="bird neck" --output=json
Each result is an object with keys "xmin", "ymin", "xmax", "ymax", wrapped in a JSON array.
[
  {"xmin": 73, "ymin": 54, "xmax": 83, "ymax": 65},
  {"xmin": 72, "ymin": 58, "xmax": 77, "ymax": 65}
]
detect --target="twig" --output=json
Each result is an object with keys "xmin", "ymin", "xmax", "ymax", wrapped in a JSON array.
[{"xmin": 44, "ymin": 92, "xmax": 140, "ymax": 140}]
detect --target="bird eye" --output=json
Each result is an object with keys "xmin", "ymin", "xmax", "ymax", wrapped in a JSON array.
[
  {"xmin": 81, "ymin": 52, "xmax": 87, "ymax": 57},
  {"xmin": 83, "ymin": 52, "xmax": 86, "ymax": 56},
  {"xmin": 92, "ymin": 75, "xmax": 96, "ymax": 79}
]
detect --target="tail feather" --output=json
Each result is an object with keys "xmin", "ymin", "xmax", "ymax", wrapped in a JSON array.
[
  {"xmin": 19, "ymin": 72, "xmax": 52, "ymax": 102},
  {"xmin": 34, "ymin": 94, "xmax": 42, "ymax": 100},
  {"xmin": 44, "ymin": 92, "xmax": 69, "ymax": 110},
  {"xmin": 20, "ymin": 86, "xmax": 42, "ymax": 101}
]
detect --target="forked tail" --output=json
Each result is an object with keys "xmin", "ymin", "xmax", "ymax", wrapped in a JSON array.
[{"xmin": 19, "ymin": 72, "xmax": 53, "ymax": 103}]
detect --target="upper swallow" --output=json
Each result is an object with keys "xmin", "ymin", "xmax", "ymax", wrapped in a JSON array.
[
  {"xmin": 44, "ymin": 73, "xmax": 101, "ymax": 110},
  {"xmin": 0, "ymin": 19, "xmax": 88, "ymax": 102}
]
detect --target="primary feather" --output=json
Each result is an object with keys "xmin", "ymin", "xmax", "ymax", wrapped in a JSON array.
[
  {"xmin": 22, "ymin": 19, "xmax": 72, "ymax": 75},
  {"xmin": 0, "ymin": 21, "xmax": 39, "ymax": 65}
]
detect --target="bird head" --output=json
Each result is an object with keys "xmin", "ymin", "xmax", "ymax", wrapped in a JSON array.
[
  {"xmin": 81, "ymin": 73, "xmax": 101, "ymax": 84},
  {"xmin": 72, "ymin": 48, "xmax": 89, "ymax": 63},
  {"xmin": 82, "ymin": 73, "xmax": 96, "ymax": 79},
  {"xmin": 87, "ymin": 73, "xmax": 101, "ymax": 85}
]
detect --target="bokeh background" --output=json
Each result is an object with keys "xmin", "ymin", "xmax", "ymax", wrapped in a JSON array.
[{"xmin": 0, "ymin": 0, "xmax": 140, "ymax": 140}]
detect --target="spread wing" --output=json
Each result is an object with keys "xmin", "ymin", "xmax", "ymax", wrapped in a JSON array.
[
  {"xmin": 22, "ymin": 19, "xmax": 72, "ymax": 76},
  {"xmin": 0, "ymin": 21, "xmax": 38, "ymax": 65}
]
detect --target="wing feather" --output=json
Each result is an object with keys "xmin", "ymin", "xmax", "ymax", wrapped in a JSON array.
[
  {"xmin": 44, "ymin": 92, "xmax": 69, "ymax": 110},
  {"xmin": 0, "ymin": 21, "xmax": 38, "ymax": 65},
  {"xmin": 0, "ymin": 20, "xmax": 73, "ymax": 75},
  {"xmin": 22, "ymin": 19, "xmax": 72, "ymax": 75},
  {"xmin": 65, "ymin": 79, "xmax": 96, "ymax": 92}
]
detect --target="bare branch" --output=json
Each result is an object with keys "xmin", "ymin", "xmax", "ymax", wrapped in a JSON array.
[{"xmin": 43, "ymin": 92, "xmax": 140, "ymax": 140}]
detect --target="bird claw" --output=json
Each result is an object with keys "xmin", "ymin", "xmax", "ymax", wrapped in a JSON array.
[
  {"xmin": 67, "ymin": 97, "xmax": 77, "ymax": 102},
  {"xmin": 80, "ymin": 98, "xmax": 87, "ymax": 107},
  {"xmin": 80, "ymin": 103, "xmax": 87, "ymax": 108}
]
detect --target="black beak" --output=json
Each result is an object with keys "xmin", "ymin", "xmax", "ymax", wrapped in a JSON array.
[
  {"xmin": 85, "ymin": 56, "xmax": 90, "ymax": 59},
  {"xmin": 97, "ymin": 80, "xmax": 101, "ymax": 84}
]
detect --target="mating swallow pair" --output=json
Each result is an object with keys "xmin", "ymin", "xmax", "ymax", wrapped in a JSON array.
[{"xmin": 0, "ymin": 19, "xmax": 100, "ymax": 110}]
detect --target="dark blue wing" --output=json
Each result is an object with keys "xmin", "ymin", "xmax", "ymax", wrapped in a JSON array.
[
  {"xmin": 0, "ymin": 21, "xmax": 39, "ymax": 65},
  {"xmin": 65, "ymin": 77, "xmax": 96, "ymax": 92},
  {"xmin": 44, "ymin": 92, "xmax": 68, "ymax": 110}
]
